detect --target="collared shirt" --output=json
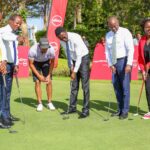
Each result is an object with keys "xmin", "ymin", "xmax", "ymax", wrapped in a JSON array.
[
  {"xmin": 60, "ymin": 32, "xmax": 89, "ymax": 72},
  {"xmin": 0, "ymin": 24, "xmax": 18, "ymax": 65},
  {"xmin": 105, "ymin": 27, "xmax": 134, "ymax": 67},
  {"xmin": 28, "ymin": 43, "xmax": 55, "ymax": 62}
]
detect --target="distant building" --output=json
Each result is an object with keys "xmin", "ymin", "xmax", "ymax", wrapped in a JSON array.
[{"xmin": 27, "ymin": 16, "xmax": 44, "ymax": 44}]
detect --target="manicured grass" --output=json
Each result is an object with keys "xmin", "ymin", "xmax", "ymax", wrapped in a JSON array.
[{"xmin": 0, "ymin": 77, "xmax": 150, "ymax": 150}]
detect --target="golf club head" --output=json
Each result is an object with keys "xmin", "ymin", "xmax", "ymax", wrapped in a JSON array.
[
  {"xmin": 7, "ymin": 128, "xmax": 18, "ymax": 134},
  {"xmin": 8, "ymin": 129, "xmax": 18, "ymax": 134},
  {"xmin": 103, "ymin": 118, "xmax": 109, "ymax": 121},
  {"xmin": 128, "ymin": 118, "xmax": 133, "ymax": 121},
  {"xmin": 21, "ymin": 120, "xmax": 25, "ymax": 125},
  {"xmin": 62, "ymin": 115, "xmax": 69, "ymax": 120},
  {"xmin": 133, "ymin": 113, "xmax": 139, "ymax": 116}
]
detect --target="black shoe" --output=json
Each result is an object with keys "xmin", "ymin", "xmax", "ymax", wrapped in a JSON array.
[
  {"xmin": 0, "ymin": 122, "xmax": 11, "ymax": 129},
  {"xmin": 78, "ymin": 112, "xmax": 89, "ymax": 119},
  {"xmin": 119, "ymin": 113, "xmax": 128, "ymax": 120},
  {"xmin": 61, "ymin": 110, "xmax": 77, "ymax": 115},
  {"xmin": 9, "ymin": 114, "xmax": 20, "ymax": 121},
  {"xmin": 2, "ymin": 118, "xmax": 14, "ymax": 126},
  {"xmin": 111, "ymin": 111, "xmax": 121, "ymax": 117}
]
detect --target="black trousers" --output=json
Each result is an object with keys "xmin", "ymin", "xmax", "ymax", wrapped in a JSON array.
[
  {"xmin": 69, "ymin": 54, "xmax": 90, "ymax": 114},
  {"xmin": 145, "ymin": 72, "xmax": 150, "ymax": 111}
]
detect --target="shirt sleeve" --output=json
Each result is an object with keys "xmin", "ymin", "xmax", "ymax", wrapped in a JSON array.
[
  {"xmin": 124, "ymin": 30, "xmax": 134, "ymax": 66},
  {"xmin": 73, "ymin": 35, "xmax": 83, "ymax": 72},
  {"xmin": 0, "ymin": 37, "xmax": 7, "ymax": 61},
  {"xmin": 1, "ymin": 32, "xmax": 18, "ymax": 41},
  {"xmin": 105, "ymin": 35, "xmax": 113, "ymax": 67},
  {"xmin": 49, "ymin": 46, "xmax": 55, "ymax": 59},
  {"xmin": 28, "ymin": 46, "xmax": 36, "ymax": 61},
  {"xmin": 16, "ymin": 41, "xmax": 19, "ymax": 65},
  {"xmin": 138, "ymin": 40, "xmax": 145, "ymax": 72}
]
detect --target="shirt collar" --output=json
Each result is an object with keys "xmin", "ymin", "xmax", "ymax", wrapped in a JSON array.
[
  {"xmin": 6, "ymin": 24, "xmax": 13, "ymax": 32},
  {"xmin": 67, "ymin": 32, "xmax": 71, "ymax": 42},
  {"xmin": 110, "ymin": 26, "xmax": 120, "ymax": 35}
]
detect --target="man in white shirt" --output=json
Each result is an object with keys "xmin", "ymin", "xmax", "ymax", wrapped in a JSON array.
[
  {"xmin": 55, "ymin": 27, "xmax": 90, "ymax": 119},
  {"xmin": 0, "ymin": 12, "xmax": 7, "ymax": 75},
  {"xmin": 0, "ymin": 14, "xmax": 25, "ymax": 127},
  {"xmin": 28, "ymin": 38, "xmax": 56, "ymax": 112},
  {"xmin": 0, "ymin": 11, "xmax": 8, "ymax": 129},
  {"xmin": 105, "ymin": 16, "xmax": 134, "ymax": 119}
]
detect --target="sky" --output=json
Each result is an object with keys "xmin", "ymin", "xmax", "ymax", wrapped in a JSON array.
[{"xmin": 26, "ymin": 16, "xmax": 44, "ymax": 32}]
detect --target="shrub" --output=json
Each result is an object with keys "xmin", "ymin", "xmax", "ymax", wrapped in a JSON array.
[
  {"xmin": 53, "ymin": 58, "xmax": 69, "ymax": 77},
  {"xmin": 35, "ymin": 30, "xmax": 46, "ymax": 42}
]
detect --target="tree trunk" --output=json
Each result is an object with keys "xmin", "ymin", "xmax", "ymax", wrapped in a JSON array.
[
  {"xmin": 44, "ymin": 0, "xmax": 52, "ymax": 29},
  {"xmin": 19, "ymin": 2, "xmax": 30, "ymax": 46},
  {"xmin": 76, "ymin": 4, "xmax": 82, "ymax": 23},
  {"xmin": 73, "ymin": 9, "xmax": 77, "ymax": 29}
]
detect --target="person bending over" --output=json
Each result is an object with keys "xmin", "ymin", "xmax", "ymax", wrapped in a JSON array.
[{"xmin": 28, "ymin": 38, "xmax": 55, "ymax": 111}]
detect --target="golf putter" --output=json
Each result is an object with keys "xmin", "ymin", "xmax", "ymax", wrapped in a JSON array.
[
  {"xmin": 103, "ymin": 101, "xmax": 111, "ymax": 121},
  {"xmin": 103, "ymin": 81, "xmax": 113, "ymax": 121},
  {"xmin": 2, "ymin": 75, "xmax": 18, "ymax": 134},
  {"xmin": 90, "ymin": 108, "xmax": 107, "ymax": 121},
  {"xmin": 15, "ymin": 75, "xmax": 26, "ymax": 124},
  {"xmin": 61, "ymin": 80, "xmax": 74, "ymax": 120},
  {"xmin": 133, "ymin": 80, "xmax": 145, "ymax": 116},
  {"xmin": 63, "ymin": 80, "xmax": 74, "ymax": 120}
]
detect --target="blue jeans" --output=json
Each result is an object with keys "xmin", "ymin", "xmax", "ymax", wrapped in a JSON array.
[
  {"xmin": 0, "ymin": 63, "xmax": 14, "ymax": 119},
  {"xmin": 112, "ymin": 57, "xmax": 131, "ymax": 114}
]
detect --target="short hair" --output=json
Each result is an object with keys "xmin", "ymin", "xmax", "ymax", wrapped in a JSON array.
[
  {"xmin": 55, "ymin": 26, "xmax": 66, "ymax": 36},
  {"xmin": 107, "ymin": 16, "xmax": 119, "ymax": 24},
  {"xmin": 9, "ymin": 14, "xmax": 22, "ymax": 21},
  {"xmin": 141, "ymin": 18, "xmax": 150, "ymax": 29}
]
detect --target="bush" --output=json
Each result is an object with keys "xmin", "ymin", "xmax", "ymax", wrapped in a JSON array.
[
  {"xmin": 35, "ymin": 30, "xmax": 46, "ymax": 42},
  {"xmin": 53, "ymin": 58, "xmax": 69, "ymax": 77}
]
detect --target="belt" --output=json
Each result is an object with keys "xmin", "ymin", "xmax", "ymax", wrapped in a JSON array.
[{"xmin": 117, "ymin": 56, "xmax": 127, "ymax": 60}]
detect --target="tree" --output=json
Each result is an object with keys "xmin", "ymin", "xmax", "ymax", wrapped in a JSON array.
[
  {"xmin": 64, "ymin": 0, "xmax": 150, "ymax": 59},
  {"xmin": 26, "ymin": 0, "xmax": 51, "ymax": 29}
]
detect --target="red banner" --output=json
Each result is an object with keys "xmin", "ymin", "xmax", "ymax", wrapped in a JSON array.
[
  {"xmin": 17, "ymin": 46, "xmax": 29, "ymax": 78},
  {"xmin": 47, "ymin": 0, "xmax": 68, "ymax": 67},
  {"xmin": 90, "ymin": 43, "xmax": 138, "ymax": 80}
]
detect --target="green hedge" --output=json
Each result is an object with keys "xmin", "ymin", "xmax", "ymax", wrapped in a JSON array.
[{"xmin": 53, "ymin": 58, "xmax": 69, "ymax": 77}]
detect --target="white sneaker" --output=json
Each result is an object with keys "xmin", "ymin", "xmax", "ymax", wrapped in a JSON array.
[
  {"xmin": 37, "ymin": 103, "xmax": 43, "ymax": 112},
  {"xmin": 47, "ymin": 102, "xmax": 55, "ymax": 110},
  {"xmin": 142, "ymin": 112, "xmax": 150, "ymax": 119}
]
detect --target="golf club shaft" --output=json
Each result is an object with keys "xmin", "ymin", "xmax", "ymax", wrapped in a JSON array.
[
  {"xmin": 136, "ymin": 80, "xmax": 145, "ymax": 114},
  {"xmin": 2, "ymin": 74, "xmax": 6, "ymax": 88},
  {"xmin": 104, "ymin": 82, "xmax": 113, "ymax": 121},
  {"xmin": 15, "ymin": 75, "xmax": 26, "ymax": 124},
  {"xmin": 64, "ymin": 80, "xmax": 73, "ymax": 119}
]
